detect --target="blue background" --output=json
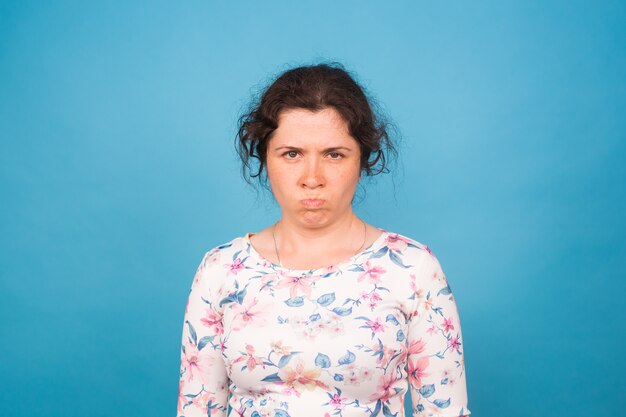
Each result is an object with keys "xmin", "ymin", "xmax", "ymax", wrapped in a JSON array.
[{"xmin": 1, "ymin": 1, "xmax": 624, "ymax": 416}]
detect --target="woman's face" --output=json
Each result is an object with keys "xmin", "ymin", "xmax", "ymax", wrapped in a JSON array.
[{"xmin": 266, "ymin": 107, "xmax": 362, "ymax": 227}]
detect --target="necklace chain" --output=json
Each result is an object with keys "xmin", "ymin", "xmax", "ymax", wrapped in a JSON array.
[{"xmin": 271, "ymin": 219, "xmax": 367, "ymax": 270}]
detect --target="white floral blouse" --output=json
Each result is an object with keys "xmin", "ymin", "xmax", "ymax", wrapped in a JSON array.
[{"xmin": 176, "ymin": 228, "xmax": 471, "ymax": 417}]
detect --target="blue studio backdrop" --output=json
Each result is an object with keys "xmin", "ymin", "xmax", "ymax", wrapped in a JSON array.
[{"xmin": 1, "ymin": 1, "xmax": 624, "ymax": 416}]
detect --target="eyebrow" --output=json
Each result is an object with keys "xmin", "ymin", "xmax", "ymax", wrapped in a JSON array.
[{"xmin": 273, "ymin": 145, "xmax": 354, "ymax": 152}]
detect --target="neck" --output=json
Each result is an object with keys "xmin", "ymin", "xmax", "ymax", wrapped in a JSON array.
[{"xmin": 274, "ymin": 211, "xmax": 364, "ymax": 256}]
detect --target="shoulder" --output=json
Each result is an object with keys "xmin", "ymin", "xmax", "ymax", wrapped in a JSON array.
[
  {"xmin": 381, "ymin": 230, "xmax": 439, "ymax": 268},
  {"xmin": 191, "ymin": 233, "xmax": 249, "ymax": 290},
  {"xmin": 385, "ymin": 231, "xmax": 455, "ymax": 294},
  {"xmin": 198, "ymin": 233, "xmax": 249, "ymax": 269},
  {"xmin": 383, "ymin": 230, "xmax": 430, "ymax": 252},
  {"xmin": 377, "ymin": 231, "xmax": 451, "ymax": 316},
  {"xmin": 379, "ymin": 230, "xmax": 452, "ymax": 289}
]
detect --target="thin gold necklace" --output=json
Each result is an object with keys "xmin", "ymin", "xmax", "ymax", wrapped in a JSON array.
[{"xmin": 271, "ymin": 218, "xmax": 367, "ymax": 270}]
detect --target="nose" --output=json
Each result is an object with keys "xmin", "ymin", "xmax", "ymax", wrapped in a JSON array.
[{"xmin": 300, "ymin": 156, "xmax": 325, "ymax": 189}]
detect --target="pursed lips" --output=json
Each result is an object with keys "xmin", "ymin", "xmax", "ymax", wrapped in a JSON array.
[{"xmin": 300, "ymin": 199, "xmax": 324, "ymax": 208}]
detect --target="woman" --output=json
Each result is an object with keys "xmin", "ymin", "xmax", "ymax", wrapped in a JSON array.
[{"xmin": 176, "ymin": 63, "xmax": 471, "ymax": 417}]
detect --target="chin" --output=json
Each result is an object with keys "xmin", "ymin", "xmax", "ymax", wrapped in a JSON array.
[{"xmin": 300, "ymin": 212, "xmax": 328, "ymax": 225}]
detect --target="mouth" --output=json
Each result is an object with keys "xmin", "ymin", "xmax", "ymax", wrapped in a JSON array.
[{"xmin": 300, "ymin": 199, "xmax": 324, "ymax": 209}]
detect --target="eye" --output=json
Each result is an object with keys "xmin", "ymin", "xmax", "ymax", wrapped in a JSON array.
[
  {"xmin": 283, "ymin": 150, "xmax": 299, "ymax": 159},
  {"xmin": 327, "ymin": 151, "xmax": 344, "ymax": 159}
]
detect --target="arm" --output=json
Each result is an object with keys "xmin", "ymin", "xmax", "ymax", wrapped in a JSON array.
[
  {"xmin": 176, "ymin": 251, "xmax": 229, "ymax": 417},
  {"xmin": 406, "ymin": 248, "xmax": 471, "ymax": 417}
]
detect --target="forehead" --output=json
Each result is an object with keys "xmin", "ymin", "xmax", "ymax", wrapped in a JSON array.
[{"xmin": 272, "ymin": 107, "xmax": 355, "ymax": 145}]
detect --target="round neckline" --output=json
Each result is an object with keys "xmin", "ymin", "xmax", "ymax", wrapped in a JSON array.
[{"xmin": 243, "ymin": 227, "xmax": 389, "ymax": 275}]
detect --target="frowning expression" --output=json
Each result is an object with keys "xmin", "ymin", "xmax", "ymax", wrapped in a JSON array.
[{"xmin": 266, "ymin": 107, "xmax": 362, "ymax": 226}]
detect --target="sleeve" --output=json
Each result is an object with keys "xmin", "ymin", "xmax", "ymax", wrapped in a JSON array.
[
  {"xmin": 176, "ymin": 251, "xmax": 229, "ymax": 417},
  {"xmin": 406, "ymin": 248, "xmax": 471, "ymax": 417}
]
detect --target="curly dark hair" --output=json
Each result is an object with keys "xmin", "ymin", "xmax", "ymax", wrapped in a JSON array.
[{"xmin": 235, "ymin": 62, "xmax": 398, "ymax": 190}]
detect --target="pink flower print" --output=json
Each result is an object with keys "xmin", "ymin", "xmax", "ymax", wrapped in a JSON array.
[
  {"xmin": 398, "ymin": 301, "xmax": 408, "ymax": 315},
  {"xmin": 431, "ymin": 268, "xmax": 440, "ymax": 281},
  {"xmin": 370, "ymin": 373, "xmax": 397, "ymax": 402},
  {"xmin": 259, "ymin": 273, "xmax": 277, "ymax": 290},
  {"xmin": 372, "ymin": 343, "xmax": 395, "ymax": 366},
  {"xmin": 271, "ymin": 340, "xmax": 292, "ymax": 356},
  {"xmin": 365, "ymin": 317, "xmax": 385, "ymax": 333},
  {"xmin": 276, "ymin": 274, "xmax": 321, "ymax": 298},
  {"xmin": 215, "ymin": 378, "xmax": 229, "ymax": 393},
  {"xmin": 206, "ymin": 250, "xmax": 220, "ymax": 265},
  {"xmin": 449, "ymin": 336, "xmax": 461, "ymax": 352},
  {"xmin": 357, "ymin": 261, "xmax": 386, "ymax": 284},
  {"xmin": 305, "ymin": 320, "xmax": 325, "ymax": 339},
  {"xmin": 384, "ymin": 346, "xmax": 396, "ymax": 365},
  {"xmin": 290, "ymin": 314, "xmax": 321, "ymax": 339},
  {"xmin": 426, "ymin": 324, "xmax": 437, "ymax": 335},
  {"xmin": 226, "ymin": 258, "xmax": 245, "ymax": 275},
  {"xmin": 330, "ymin": 319, "xmax": 345, "ymax": 336},
  {"xmin": 329, "ymin": 392, "xmax": 348, "ymax": 409},
  {"xmin": 224, "ymin": 358, "xmax": 236, "ymax": 374},
  {"xmin": 398, "ymin": 338, "xmax": 426, "ymax": 364},
  {"xmin": 181, "ymin": 342, "xmax": 213, "ymax": 384},
  {"xmin": 408, "ymin": 356, "xmax": 430, "ymax": 388},
  {"xmin": 386, "ymin": 233, "xmax": 410, "ymax": 252},
  {"xmin": 410, "ymin": 281, "xmax": 426, "ymax": 307},
  {"xmin": 368, "ymin": 292, "xmax": 382, "ymax": 310},
  {"xmin": 408, "ymin": 339, "xmax": 427, "ymax": 355},
  {"xmin": 278, "ymin": 358, "xmax": 329, "ymax": 392},
  {"xmin": 289, "ymin": 315, "xmax": 308, "ymax": 331},
  {"xmin": 192, "ymin": 266, "xmax": 204, "ymax": 285},
  {"xmin": 371, "ymin": 341, "xmax": 384, "ymax": 363},
  {"xmin": 243, "ymin": 344, "xmax": 264, "ymax": 371},
  {"xmin": 231, "ymin": 297, "xmax": 271, "ymax": 330},
  {"xmin": 318, "ymin": 318, "xmax": 331, "ymax": 330},
  {"xmin": 345, "ymin": 371, "xmax": 360, "ymax": 385},
  {"xmin": 358, "ymin": 367, "xmax": 374, "ymax": 381},
  {"xmin": 201, "ymin": 308, "xmax": 224, "ymax": 334},
  {"xmin": 231, "ymin": 354, "xmax": 245, "ymax": 367},
  {"xmin": 281, "ymin": 385, "xmax": 302, "ymax": 397},
  {"xmin": 442, "ymin": 317, "xmax": 455, "ymax": 333},
  {"xmin": 422, "ymin": 296, "xmax": 434, "ymax": 312},
  {"xmin": 440, "ymin": 368, "xmax": 454, "ymax": 386},
  {"xmin": 342, "ymin": 363, "xmax": 357, "ymax": 373},
  {"xmin": 190, "ymin": 391, "xmax": 211, "ymax": 415}
]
